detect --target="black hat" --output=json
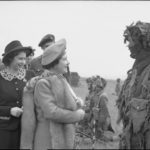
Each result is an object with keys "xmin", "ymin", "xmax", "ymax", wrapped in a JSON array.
[
  {"xmin": 38, "ymin": 34, "xmax": 55, "ymax": 47},
  {"xmin": 2, "ymin": 40, "xmax": 33, "ymax": 63}
]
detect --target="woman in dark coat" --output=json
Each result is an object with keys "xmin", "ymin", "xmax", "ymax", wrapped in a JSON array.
[{"xmin": 0, "ymin": 40, "xmax": 34, "ymax": 149}]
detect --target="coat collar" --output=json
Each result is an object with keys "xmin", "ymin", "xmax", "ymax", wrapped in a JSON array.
[
  {"xmin": 41, "ymin": 69, "xmax": 64, "ymax": 79},
  {"xmin": 0, "ymin": 67, "xmax": 26, "ymax": 81}
]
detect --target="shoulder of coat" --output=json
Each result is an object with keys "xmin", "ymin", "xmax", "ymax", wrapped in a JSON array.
[
  {"xmin": 25, "ymin": 76, "xmax": 41, "ymax": 91},
  {"xmin": 36, "ymin": 78, "xmax": 51, "ymax": 88},
  {"xmin": 46, "ymin": 74, "xmax": 62, "ymax": 84}
]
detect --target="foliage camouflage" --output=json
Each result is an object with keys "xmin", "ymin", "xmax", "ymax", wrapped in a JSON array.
[
  {"xmin": 124, "ymin": 21, "xmax": 150, "ymax": 49},
  {"xmin": 75, "ymin": 75, "xmax": 115, "ymax": 148},
  {"xmin": 117, "ymin": 21, "xmax": 150, "ymax": 149}
]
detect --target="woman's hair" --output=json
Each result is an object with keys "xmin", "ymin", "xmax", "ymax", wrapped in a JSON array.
[
  {"xmin": 42, "ymin": 55, "xmax": 62, "ymax": 70},
  {"xmin": 3, "ymin": 50, "xmax": 27, "ymax": 66}
]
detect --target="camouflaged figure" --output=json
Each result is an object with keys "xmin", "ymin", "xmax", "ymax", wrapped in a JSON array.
[
  {"xmin": 79, "ymin": 76, "xmax": 113, "ymax": 139},
  {"xmin": 89, "ymin": 77, "xmax": 114, "ymax": 138},
  {"xmin": 77, "ymin": 77, "xmax": 94, "ymax": 136},
  {"xmin": 116, "ymin": 21, "xmax": 150, "ymax": 149}
]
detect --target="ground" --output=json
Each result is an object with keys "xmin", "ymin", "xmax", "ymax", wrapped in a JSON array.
[{"xmin": 72, "ymin": 78, "xmax": 123, "ymax": 149}]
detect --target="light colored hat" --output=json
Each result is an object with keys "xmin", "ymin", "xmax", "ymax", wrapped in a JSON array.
[{"xmin": 42, "ymin": 38, "xmax": 66, "ymax": 66}]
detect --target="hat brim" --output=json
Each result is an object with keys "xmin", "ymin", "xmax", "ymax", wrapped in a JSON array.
[
  {"xmin": 41, "ymin": 38, "xmax": 66, "ymax": 66},
  {"xmin": 42, "ymin": 48, "xmax": 65, "ymax": 66},
  {"xmin": 2, "ymin": 46, "xmax": 33, "ymax": 63}
]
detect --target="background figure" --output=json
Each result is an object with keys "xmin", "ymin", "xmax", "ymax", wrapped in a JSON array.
[
  {"xmin": 30, "ymin": 34, "xmax": 55, "ymax": 76},
  {"xmin": 90, "ymin": 77, "xmax": 114, "ymax": 138},
  {"xmin": 0, "ymin": 40, "xmax": 34, "ymax": 149},
  {"xmin": 115, "ymin": 78, "xmax": 121, "ymax": 96},
  {"xmin": 116, "ymin": 21, "xmax": 150, "ymax": 149},
  {"xmin": 21, "ymin": 38, "xmax": 85, "ymax": 150},
  {"xmin": 80, "ymin": 76, "xmax": 114, "ymax": 142},
  {"xmin": 25, "ymin": 48, "xmax": 35, "ymax": 70}
]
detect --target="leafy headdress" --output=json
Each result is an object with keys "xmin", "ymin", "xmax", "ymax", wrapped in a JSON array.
[{"xmin": 124, "ymin": 21, "xmax": 150, "ymax": 50}]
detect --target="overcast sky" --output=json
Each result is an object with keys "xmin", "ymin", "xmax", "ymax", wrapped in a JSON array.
[{"xmin": 0, "ymin": 1, "xmax": 149, "ymax": 79}]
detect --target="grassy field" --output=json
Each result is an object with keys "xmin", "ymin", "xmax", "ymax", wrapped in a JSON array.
[{"xmin": 72, "ymin": 78, "xmax": 123, "ymax": 149}]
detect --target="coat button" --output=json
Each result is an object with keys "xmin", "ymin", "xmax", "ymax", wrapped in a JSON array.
[
  {"xmin": 16, "ymin": 88, "xmax": 19, "ymax": 91},
  {"xmin": 15, "ymin": 82, "xmax": 17, "ymax": 84},
  {"xmin": 16, "ymin": 101, "xmax": 19, "ymax": 104}
]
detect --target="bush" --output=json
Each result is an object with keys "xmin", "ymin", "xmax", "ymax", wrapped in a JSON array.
[{"xmin": 70, "ymin": 72, "xmax": 80, "ymax": 87}]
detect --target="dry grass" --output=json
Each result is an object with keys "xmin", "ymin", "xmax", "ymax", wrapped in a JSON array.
[{"xmin": 72, "ymin": 78, "xmax": 122, "ymax": 149}]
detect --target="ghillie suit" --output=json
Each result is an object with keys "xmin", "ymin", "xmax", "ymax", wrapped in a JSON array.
[
  {"xmin": 89, "ymin": 84, "xmax": 114, "ymax": 140},
  {"xmin": 76, "ymin": 88, "xmax": 94, "ymax": 139},
  {"xmin": 116, "ymin": 21, "xmax": 150, "ymax": 149},
  {"xmin": 77, "ymin": 76, "xmax": 114, "ymax": 145}
]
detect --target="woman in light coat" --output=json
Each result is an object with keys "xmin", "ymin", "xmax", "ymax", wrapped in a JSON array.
[{"xmin": 21, "ymin": 38, "xmax": 85, "ymax": 150}]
